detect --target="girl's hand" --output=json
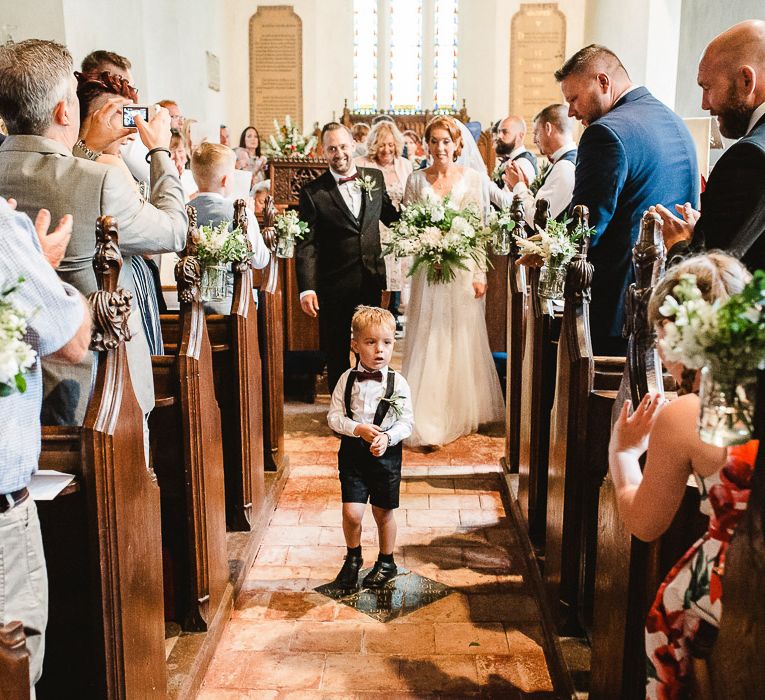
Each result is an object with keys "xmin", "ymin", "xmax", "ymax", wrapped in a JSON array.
[
  {"xmin": 473, "ymin": 281, "xmax": 487, "ymax": 298},
  {"xmin": 610, "ymin": 393, "xmax": 665, "ymax": 458}
]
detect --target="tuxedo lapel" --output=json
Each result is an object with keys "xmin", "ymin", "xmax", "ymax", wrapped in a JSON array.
[{"xmin": 325, "ymin": 172, "xmax": 361, "ymax": 229}]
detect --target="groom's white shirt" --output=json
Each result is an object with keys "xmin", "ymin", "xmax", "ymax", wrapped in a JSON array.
[{"xmin": 300, "ymin": 167, "xmax": 363, "ymax": 300}]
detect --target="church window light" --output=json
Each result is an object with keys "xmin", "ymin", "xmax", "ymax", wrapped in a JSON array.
[
  {"xmin": 353, "ymin": 0, "xmax": 378, "ymax": 112},
  {"xmin": 434, "ymin": 0, "xmax": 458, "ymax": 109},
  {"xmin": 389, "ymin": 0, "xmax": 423, "ymax": 111}
]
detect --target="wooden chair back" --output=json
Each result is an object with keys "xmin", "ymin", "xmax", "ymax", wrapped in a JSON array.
[{"xmin": 0, "ymin": 622, "xmax": 30, "ymax": 700}]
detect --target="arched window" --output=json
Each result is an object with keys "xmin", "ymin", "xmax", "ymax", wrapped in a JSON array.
[{"xmin": 353, "ymin": 0, "xmax": 459, "ymax": 112}]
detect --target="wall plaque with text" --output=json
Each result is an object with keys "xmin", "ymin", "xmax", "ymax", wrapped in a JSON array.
[
  {"xmin": 249, "ymin": 6, "xmax": 303, "ymax": 139},
  {"xmin": 509, "ymin": 3, "xmax": 566, "ymax": 149}
]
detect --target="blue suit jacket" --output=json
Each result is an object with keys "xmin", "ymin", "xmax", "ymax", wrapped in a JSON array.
[{"xmin": 571, "ymin": 87, "xmax": 699, "ymax": 352}]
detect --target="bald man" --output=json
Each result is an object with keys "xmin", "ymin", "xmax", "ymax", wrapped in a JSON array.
[
  {"xmin": 556, "ymin": 44, "xmax": 698, "ymax": 355},
  {"xmin": 658, "ymin": 20, "xmax": 765, "ymax": 271},
  {"xmin": 494, "ymin": 115, "xmax": 538, "ymax": 186}
]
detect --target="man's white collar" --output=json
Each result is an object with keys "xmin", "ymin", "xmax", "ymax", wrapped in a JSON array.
[
  {"xmin": 747, "ymin": 102, "xmax": 765, "ymax": 135},
  {"xmin": 550, "ymin": 141, "xmax": 577, "ymax": 163}
]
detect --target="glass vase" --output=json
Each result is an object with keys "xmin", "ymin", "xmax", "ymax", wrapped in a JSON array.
[
  {"xmin": 276, "ymin": 236, "xmax": 296, "ymax": 259},
  {"xmin": 697, "ymin": 363, "xmax": 757, "ymax": 446},
  {"xmin": 538, "ymin": 260, "xmax": 567, "ymax": 301},
  {"xmin": 491, "ymin": 228, "xmax": 512, "ymax": 256},
  {"xmin": 201, "ymin": 263, "xmax": 228, "ymax": 302}
]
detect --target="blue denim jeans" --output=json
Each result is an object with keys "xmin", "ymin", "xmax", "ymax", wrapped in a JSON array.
[{"xmin": 0, "ymin": 496, "xmax": 48, "ymax": 690}]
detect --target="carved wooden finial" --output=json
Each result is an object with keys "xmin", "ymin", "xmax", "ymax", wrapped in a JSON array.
[
  {"xmin": 233, "ymin": 198, "xmax": 252, "ymax": 271},
  {"xmin": 564, "ymin": 205, "xmax": 593, "ymax": 303},
  {"xmin": 633, "ymin": 209, "xmax": 665, "ymax": 290},
  {"xmin": 89, "ymin": 216, "xmax": 133, "ymax": 351},
  {"xmin": 175, "ymin": 204, "xmax": 202, "ymax": 303},
  {"xmin": 261, "ymin": 195, "xmax": 277, "ymax": 253},
  {"xmin": 533, "ymin": 198, "xmax": 550, "ymax": 233}
]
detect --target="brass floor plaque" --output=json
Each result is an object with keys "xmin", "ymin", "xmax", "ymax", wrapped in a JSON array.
[{"xmin": 315, "ymin": 567, "xmax": 452, "ymax": 623}]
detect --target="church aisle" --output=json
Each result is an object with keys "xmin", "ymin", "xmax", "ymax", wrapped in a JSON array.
[{"xmin": 198, "ymin": 401, "xmax": 555, "ymax": 698}]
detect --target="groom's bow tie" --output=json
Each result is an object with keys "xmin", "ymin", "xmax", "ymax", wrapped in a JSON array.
[
  {"xmin": 338, "ymin": 173, "xmax": 360, "ymax": 184},
  {"xmin": 355, "ymin": 369, "xmax": 383, "ymax": 382}
]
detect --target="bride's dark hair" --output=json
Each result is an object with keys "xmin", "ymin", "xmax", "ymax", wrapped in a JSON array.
[{"xmin": 424, "ymin": 115, "xmax": 463, "ymax": 160}]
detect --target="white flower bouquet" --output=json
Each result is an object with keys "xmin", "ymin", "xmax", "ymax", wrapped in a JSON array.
[
  {"xmin": 273, "ymin": 209, "xmax": 310, "ymax": 258},
  {"xmin": 384, "ymin": 193, "xmax": 490, "ymax": 284},
  {"xmin": 0, "ymin": 279, "xmax": 37, "ymax": 396},
  {"xmin": 263, "ymin": 115, "xmax": 317, "ymax": 159},
  {"xmin": 658, "ymin": 271, "xmax": 765, "ymax": 445},
  {"xmin": 193, "ymin": 221, "xmax": 252, "ymax": 301}
]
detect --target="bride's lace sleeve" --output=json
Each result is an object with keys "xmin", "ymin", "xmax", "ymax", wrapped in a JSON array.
[{"xmin": 403, "ymin": 170, "xmax": 421, "ymax": 207}]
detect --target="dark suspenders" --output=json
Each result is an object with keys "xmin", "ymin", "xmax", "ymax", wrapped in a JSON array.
[{"xmin": 343, "ymin": 369, "xmax": 396, "ymax": 427}]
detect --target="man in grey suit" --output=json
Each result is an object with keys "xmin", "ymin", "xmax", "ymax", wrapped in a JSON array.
[{"xmin": 0, "ymin": 39, "xmax": 188, "ymax": 425}]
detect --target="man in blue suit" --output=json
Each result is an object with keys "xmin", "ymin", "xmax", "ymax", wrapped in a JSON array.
[{"xmin": 556, "ymin": 45, "xmax": 699, "ymax": 355}]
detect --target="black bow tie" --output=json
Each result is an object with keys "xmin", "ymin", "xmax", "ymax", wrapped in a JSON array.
[{"xmin": 356, "ymin": 369, "xmax": 383, "ymax": 382}]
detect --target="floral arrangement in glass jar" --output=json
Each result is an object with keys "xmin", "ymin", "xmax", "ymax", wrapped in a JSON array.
[
  {"xmin": 513, "ymin": 217, "xmax": 591, "ymax": 300},
  {"xmin": 485, "ymin": 207, "xmax": 518, "ymax": 256},
  {"xmin": 384, "ymin": 193, "xmax": 491, "ymax": 284},
  {"xmin": 264, "ymin": 115, "xmax": 318, "ymax": 158},
  {"xmin": 193, "ymin": 221, "xmax": 252, "ymax": 301},
  {"xmin": 658, "ymin": 270, "xmax": 765, "ymax": 445},
  {"xmin": 0, "ymin": 279, "xmax": 37, "ymax": 396},
  {"xmin": 273, "ymin": 209, "xmax": 310, "ymax": 259}
]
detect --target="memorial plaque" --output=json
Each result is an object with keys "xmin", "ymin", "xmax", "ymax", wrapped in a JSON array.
[
  {"xmin": 509, "ymin": 3, "xmax": 566, "ymax": 150},
  {"xmin": 249, "ymin": 6, "xmax": 303, "ymax": 138}
]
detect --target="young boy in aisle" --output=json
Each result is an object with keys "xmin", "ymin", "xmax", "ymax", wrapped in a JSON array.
[{"xmin": 327, "ymin": 306, "xmax": 414, "ymax": 588}]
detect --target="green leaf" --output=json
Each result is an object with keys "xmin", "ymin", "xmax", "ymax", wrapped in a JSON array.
[{"xmin": 14, "ymin": 373, "xmax": 26, "ymax": 394}]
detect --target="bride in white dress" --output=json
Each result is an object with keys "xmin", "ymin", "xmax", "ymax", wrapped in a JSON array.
[{"xmin": 402, "ymin": 116, "xmax": 504, "ymax": 447}]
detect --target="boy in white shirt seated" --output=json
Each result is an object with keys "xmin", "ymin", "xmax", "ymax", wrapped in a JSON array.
[
  {"xmin": 189, "ymin": 142, "xmax": 270, "ymax": 313},
  {"xmin": 327, "ymin": 306, "xmax": 414, "ymax": 588}
]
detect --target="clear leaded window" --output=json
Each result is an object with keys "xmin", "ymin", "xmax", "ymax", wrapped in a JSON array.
[
  {"xmin": 389, "ymin": 0, "xmax": 423, "ymax": 110},
  {"xmin": 433, "ymin": 0, "xmax": 458, "ymax": 109}
]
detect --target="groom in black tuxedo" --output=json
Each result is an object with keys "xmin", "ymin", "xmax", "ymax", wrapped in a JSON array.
[{"xmin": 297, "ymin": 122, "xmax": 399, "ymax": 392}]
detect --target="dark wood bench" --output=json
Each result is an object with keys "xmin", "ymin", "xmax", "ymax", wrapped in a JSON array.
[
  {"xmin": 518, "ymin": 199, "xmax": 563, "ymax": 545},
  {"xmin": 151, "ymin": 208, "xmax": 228, "ymax": 631},
  {"xmin": 589, "ymin": 212, "xmax": 708, "ymax": 698},
  {"xmin": 37, "ymin": 217, "xmax": 166, "ymax": 698}
]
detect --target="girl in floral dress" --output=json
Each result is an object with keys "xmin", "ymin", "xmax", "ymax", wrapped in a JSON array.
[{"xmin": 607, "ymin": 253, "xmax": 757, "ymax": 699}]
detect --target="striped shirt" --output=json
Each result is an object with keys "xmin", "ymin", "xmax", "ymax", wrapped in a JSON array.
[{"xmin": 132, "ymin": 255, "xmax": 164, "ymax": 356}]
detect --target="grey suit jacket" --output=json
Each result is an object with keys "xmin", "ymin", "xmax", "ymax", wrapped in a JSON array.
[{"xmin": 0, "ymin": 135, "xmax": 188, "ymax": 424}]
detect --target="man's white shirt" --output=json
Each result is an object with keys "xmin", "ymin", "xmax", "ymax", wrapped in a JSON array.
[
  {"xmin": 327, "ymin": 365, "xmax": 414, "ymax": 446},
  {"xmin": 513, "ymin": 141, "xmax": 577, "ymax": 226},
  {"xmin": 746, "ymin": 101, "xmax": 765, "ymax": 135}
]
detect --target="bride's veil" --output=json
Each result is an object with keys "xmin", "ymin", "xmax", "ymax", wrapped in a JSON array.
[{"xmin": 454, "ymin": 118, "xmax": 491, "ymax": 218}]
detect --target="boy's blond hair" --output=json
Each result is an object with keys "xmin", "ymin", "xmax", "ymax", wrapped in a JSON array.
[
  {"xmin": 351, "ymin": 305, "xmax": 396, "ymax": 337},
  {"xmin": 191, "ymin": 142, "xmax": 236, "ymax": 191}
]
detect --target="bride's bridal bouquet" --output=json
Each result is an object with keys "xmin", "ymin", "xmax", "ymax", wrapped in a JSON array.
[
  {"xmin": 264, "ymin": 115, "xmax": 317, "ymax": 158},
  {"xmin": 0, "ymin": 280, "xmax": 37, "ymax": 396},
  {"xmin": 657, "ymin": 270, "xmax": 765, "ymax": 446},
  {"xmin": 385, "ymin": 194, "xmax": 490, "ymax": 284}
]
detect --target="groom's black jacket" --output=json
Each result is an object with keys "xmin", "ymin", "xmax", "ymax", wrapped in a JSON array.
[{"xmin": 297, "ymin": 167, "xmax": 399, "ymax": 298}]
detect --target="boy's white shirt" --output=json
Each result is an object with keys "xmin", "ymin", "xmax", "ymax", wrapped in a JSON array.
[
  {"xmin": 327, "ymin": 365, "xmax": 414, "ymax": 447},
  {"xmin": 192, "ymin": 191, "xmax": 270, "ymax": 270}
]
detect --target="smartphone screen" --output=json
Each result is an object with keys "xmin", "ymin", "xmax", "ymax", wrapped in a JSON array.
[{"xmin": 122, "ymin": 106, "xmax": 149, "ymax": 128}]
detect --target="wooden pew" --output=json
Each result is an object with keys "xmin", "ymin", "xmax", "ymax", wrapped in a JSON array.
[
  {"xmin": 0, "ymin": 622, "xmax": 30, "ymax": 700},
  {"xmin": 504, "ymin": 195, "xmax": 528, "ymax": 473},
  {"xmin": 710, "ymin": 369, "xmax": 765, "ymax": 697},
  {"xmin": 518, "ymin": 199, "xmax": 562, "ymax": 544},
  {"xmin": 150, "ymin": 208, "xmax": 228, "ymax": 630},
  {"xmin": 37, "ymin": 217, "xmax": 166, "ymax": 698},
  {"xmin": 589, "ymin": 212, "xmax": 707, "ymax": 699},
  {"xmin": 258, "ymin": 197, "xmax": 287, "ymax": 471}
]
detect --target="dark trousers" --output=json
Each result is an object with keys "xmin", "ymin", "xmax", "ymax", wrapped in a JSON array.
[{"xmin": 320, "ymin": 279, "xmax": 382, "ymax": 393}]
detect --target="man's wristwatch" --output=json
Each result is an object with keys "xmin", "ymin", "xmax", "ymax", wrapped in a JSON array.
[{"xmin": 75, "ymin": 139, "xmax": 102, "ymax": 161}]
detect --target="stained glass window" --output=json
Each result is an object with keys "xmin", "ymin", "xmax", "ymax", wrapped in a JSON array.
[
  {"xmin": 353, "ymin": 0, "xmax": 378, "ymax": 111},
  {"xmin": 389, "ymin": 0, "xmax": 423, "ymax": 111},
  {"xmin": 434, "ymin": 0, "xmax": 458, "ymax": 109}
]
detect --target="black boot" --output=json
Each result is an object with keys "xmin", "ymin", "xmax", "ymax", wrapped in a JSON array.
[
  {"xmin": 333, "ymin": 553, "xmax": 363, "ymax": 589},
  {"xmin": 362, "ymin": 560, "xmax": 398, "ymax": 588}
]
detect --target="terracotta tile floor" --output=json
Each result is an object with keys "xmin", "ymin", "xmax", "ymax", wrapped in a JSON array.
[{"xmin": 198, "ymin": 400, "xmax": 555, "ymax": 699}]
